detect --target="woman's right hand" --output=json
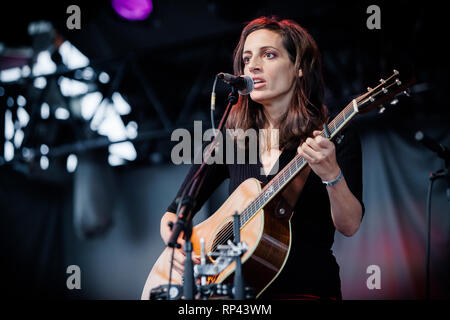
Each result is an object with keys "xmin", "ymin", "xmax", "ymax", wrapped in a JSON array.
[{"xmin": 160, "ymin": 212, "xmax": 201, "ymax": 277}]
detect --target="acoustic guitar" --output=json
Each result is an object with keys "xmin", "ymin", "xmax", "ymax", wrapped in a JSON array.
[{"xmin": 142, "ymin": 70, "xmax": 414, "ymax": 299}]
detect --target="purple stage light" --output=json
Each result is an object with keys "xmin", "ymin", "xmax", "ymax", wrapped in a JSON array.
[{"xmin": 111, "ymin": 0, "xmax": 153, "ymax": 21}]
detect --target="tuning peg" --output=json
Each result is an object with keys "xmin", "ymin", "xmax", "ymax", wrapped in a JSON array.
[
  {"xmin": 382, "ymin": 87, "xmax": 388, "ymax": 93},
  {"xmin": 379, "ymin": 79, "xmax": 386, "ymax": 84},
  {"xmin": 393, "ymin": 69, "xmax": 399, "ymax": 75},
  {"xmin": 403, "ymin": 90, "xmax": 411, "ymax": 97},
  {"xmin": 395, "ymin": 79, "xmax": 402, "ymax": 86},
  {"xmin": 367, "ymin": 87, "xmax": 372, "ymax": 92},
  {"xmin": 378, "ymin": 105, "xmax": 386, "ymax": 114}
]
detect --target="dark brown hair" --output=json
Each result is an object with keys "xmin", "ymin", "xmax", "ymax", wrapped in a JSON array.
[{"xmin": 225, "ymin": 16, "xmax": 328, "ymax": 150}]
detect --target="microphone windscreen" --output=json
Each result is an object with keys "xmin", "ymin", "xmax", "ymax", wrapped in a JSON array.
[{"xmin": 238, "ymin": 75, "xmax": 254, "ymax": 95}]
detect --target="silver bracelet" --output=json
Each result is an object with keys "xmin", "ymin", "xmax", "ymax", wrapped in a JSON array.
[{"xmin": 322, "ymin": 170, "xmax": 343, "ymax": 187}]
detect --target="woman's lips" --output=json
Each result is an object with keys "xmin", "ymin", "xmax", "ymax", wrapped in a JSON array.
[{"xmin": 253, "ymin": 78, "xmax": 266, "ymax": 89}]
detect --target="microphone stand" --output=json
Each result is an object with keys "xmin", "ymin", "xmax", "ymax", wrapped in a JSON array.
[
  {"xmin": 425, "ymin": 165, "xmax": 449, "ymax": 300},
  {"xmin": 232, "ymin": 211, "xmax": 245, "ymax": 300},
  {"xmin": 416, "ymin": 131, "xmax": 450, "ymax": 299},
  {"xmin": 166, "ymin": 86, "xmax": 240, "ymax": 300}
]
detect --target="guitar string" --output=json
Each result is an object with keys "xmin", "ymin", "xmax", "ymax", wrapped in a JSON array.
[{"xmin": 208, "ymin": 105, "xmax": 357, "ymax": 249}]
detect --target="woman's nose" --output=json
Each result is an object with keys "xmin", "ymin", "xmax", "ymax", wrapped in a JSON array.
[{"xmin": 248, "ymin": 58, "xmax": 261, "ymax": 73}]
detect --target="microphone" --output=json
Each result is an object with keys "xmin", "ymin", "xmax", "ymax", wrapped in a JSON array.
[
  {"xmin": 217, "ymin": 73, "xmax": 254, "ymax": 95},
  {"xmin": 415, "ymin": 131, "xmax": 450, "ymax": 161}
]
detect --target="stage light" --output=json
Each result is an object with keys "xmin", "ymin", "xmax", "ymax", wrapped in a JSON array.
[
  {"xmin": 4, "ymin": 109, "xmax": 14, "ymax": 140},
  {"xmin": 14, "ymin": 129, "xmax": 24, "ymax": 148},
  {"xmin": 58, "ymin": 41, "xmax": 89, "ymax": 69},
  {"xmin": 21, "ymin": 65, "xmax": 31, "ymax": 78},
  {"xmin": 6, "ymin": 97, "xmax": 14, "ymax": 108},
  {"xmin": 40, "ymin": 102, "xmax": 50, "ymax": 119},
  {"xmin": 81, "ymin": 91, "xmax": 137, "ymax": 166},
  {"xmin": 89, "ymin": 99, "xmax": 108, "ymax": 131},
  {"xmin": 67, "ymin": 154, "xmax": 78, "ymax": 173},
  {"xmin": 95, "ymin": 106, "xmax": 128, "ymax": 141},
  {"xmin": 22, "ymin": 148, "xmax": 34, "ymax": 162},
  {"xmin": 4, "ymin": 141, "xmax": 14, "ymax": 162},
  {"xmin": 82, "ymin": 67, "xmax": 95, "ymax": 80},
  {"xmin": 126, "ymin": 121, "xmax": 138, "ymax": 139},
  {"xmin": 0, "ymin": 67, "xmax": 21, "ymax": 82},
  {"xmin": 55, "ymin": 107, "xmax": 70, "ymax": 120},
  {"xmin": 98, "ymin": 72, "xmax": 110, "ymax": 84},
  {"xmin": 89, "ymin": 94, "xmax": 132, "ymax": 141},
  {"xmin": 40, "ymin": 155, "xmax": 49, "ymax": 170},
  {"xmin": 108, "ymin": 153, "xmax": 125, "ymax": 166},
  {"xmin": 111, "ymin": 92, "xmax": 131, "ymax": 115},
  {"xmin": 111, "ymin": 0, "xmax": 153, "ymax": 21},
  {"xmin": 59, "ymin": 77, "xmax": 89, "ymax": 97},
  {"xmin": 109, "ymin": 141, "xmax": 137, "ymax": 161},
  {"xmin": 17, "ymin": 95, "xmax": 26, "ymax": 107},
  {"xmin": 32, "ymin": 51, "xmax": 56, "ymax": 76},
  {"xmin": 34, "ymin": 77, "xmax": 47, "ymax": 89},
  {"xmin": 74, "ymin": 69, "xmax": 83, "ymax": 80},
  {"xmin": 40, "ymin": 144, "xmax": 49, "ymax": 155},
  {"xmin": 17, "ymin": 107, "xmax": 30, "ymax": 127},
  {"xmin": 80, "ymin": 91, "xmax": 103, "ymax": 120}
]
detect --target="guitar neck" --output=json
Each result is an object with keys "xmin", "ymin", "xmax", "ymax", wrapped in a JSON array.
[{"xmin": 239, "ymin": 100, "xmax": 359, "ymax": 227}]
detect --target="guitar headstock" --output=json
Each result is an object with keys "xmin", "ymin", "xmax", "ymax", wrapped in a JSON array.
[{"xmin": 356, "ymin": 70, "xmax": 416, "ymax": 114}]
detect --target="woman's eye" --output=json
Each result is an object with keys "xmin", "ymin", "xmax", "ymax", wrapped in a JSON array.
[
  {"xmin": 265, "ymin": 52, "xmax": 276, "ymax": 59},
  {"xmin": 243, "ymin": 57, "xmax": 250, "ymax": 64}
]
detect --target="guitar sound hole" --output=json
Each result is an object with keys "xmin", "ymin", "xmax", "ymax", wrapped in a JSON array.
[{"xmin": 210, "ymin": 221, "xmax": 233, "ymax": 254}]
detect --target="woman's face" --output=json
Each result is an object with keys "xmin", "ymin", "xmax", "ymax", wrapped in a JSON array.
[{"xmin": 242, "ymin": 29, "xmax": 298, "ymax": 107}]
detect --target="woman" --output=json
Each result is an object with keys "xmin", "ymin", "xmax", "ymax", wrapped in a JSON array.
[{"xmin": 160, "ymin": 16, "xmax": 364, "ymax": 300}]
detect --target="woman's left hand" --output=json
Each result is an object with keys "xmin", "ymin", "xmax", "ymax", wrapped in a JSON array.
[{"xmin": 297, "ymin": 130, "xmax": 340, "ymax": 182}]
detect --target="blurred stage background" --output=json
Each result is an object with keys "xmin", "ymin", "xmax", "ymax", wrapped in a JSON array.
[{"xmin": 0, "ymin": 0, "xmax": 449, "ymax": 299}]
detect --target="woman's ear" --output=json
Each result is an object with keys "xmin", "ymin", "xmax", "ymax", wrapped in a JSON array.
[{"xmin": 298, "ymin": 69, "xmax": 303, "ymax": 77}]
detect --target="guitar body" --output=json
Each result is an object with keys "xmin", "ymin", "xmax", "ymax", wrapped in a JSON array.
[{"xmin": 141, "ymin": 177, "xmax": 295, "ymax": 299}]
